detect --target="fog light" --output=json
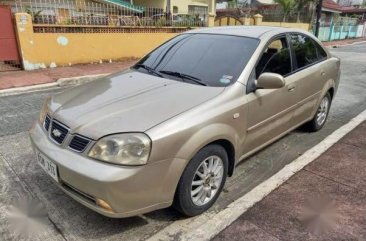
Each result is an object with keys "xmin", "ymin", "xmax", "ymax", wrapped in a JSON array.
[{"xmin": 96, "ymin": 198, "xmax": 114, "ymax": 212}]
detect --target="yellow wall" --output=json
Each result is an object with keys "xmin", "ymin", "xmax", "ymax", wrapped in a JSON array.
[
  {"xmin": 133, "ymin": 0, "xmax": 166, "ymax": 9},
  {"xmin": 15, "ymin": 13, "xmax": 179, "ymax": 70},
  {"xmin": 260, "ymin": 22, "xmax": 310, "ymax": 31},
  {"xmin": 214, "ymin": 17, "xmax": 310, "ymax": 31}
]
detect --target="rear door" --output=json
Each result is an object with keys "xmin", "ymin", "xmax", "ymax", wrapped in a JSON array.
[{"xmin": 288, "ymin": 33, "xmax": 329, "ymax": 125}]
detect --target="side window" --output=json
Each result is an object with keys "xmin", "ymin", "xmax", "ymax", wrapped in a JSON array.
[
  {"xmin": 313, "ymin": 40, "xmax": 328, "ymax": 60},
  {"xmin": 256, "ymin": 37, "xmax": 292, "ymax": 78},
  {"xmin": 290, "ymin": 34, "xmax": 320, "ymax": 69}
]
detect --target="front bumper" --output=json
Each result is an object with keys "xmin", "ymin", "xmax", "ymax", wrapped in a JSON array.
[{"xmin": 29, "ymin": 123, "xmax": 186, "ymax": 218}]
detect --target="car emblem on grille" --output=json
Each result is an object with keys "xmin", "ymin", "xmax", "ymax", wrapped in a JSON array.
[{"xmin": 52, "ymin": 129, "xmax": 62, "ymax": 137}]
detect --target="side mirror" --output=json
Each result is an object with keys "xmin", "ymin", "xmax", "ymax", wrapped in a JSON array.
[{"xmin": 256, "ymin": 73, "xmax": 285, "ymax": 89}]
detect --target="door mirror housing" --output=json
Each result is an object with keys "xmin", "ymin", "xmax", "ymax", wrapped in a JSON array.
[{"xmin": 256, "ymin": 73, "xmax": 285, "ymax": 89}]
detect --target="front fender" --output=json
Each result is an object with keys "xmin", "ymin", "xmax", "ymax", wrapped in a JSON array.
[{"xmin": 175, "ymin": 123, "xmax": 240, "ymax": 163}]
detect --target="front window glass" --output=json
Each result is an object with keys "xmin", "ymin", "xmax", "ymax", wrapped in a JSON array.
[
  {"xmin": 256, "ymin": 37, "xmax": 292, "ymax": 77},
  {"xmin": 134, "ymin": 34, "xmax": 259, "ymax": 87}
]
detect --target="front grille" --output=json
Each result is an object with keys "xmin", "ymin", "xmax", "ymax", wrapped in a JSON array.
[
  {"xmin": 44, "ymin": 115, "xmax": 51, "ymax": 131},
  {"xmin": 69, "ymin": 135, "xmax": 91, "ymax": 152},
  {"xmin": 50, "ymin": 120, "xmax": 69, "ymax": 144}
]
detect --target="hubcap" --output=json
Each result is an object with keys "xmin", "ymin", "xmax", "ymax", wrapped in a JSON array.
[
  {"xmin": 316, "ymin": 97, "xmax": 329, "ymax": 126},
  {"xmin": 190, "ymin": 155, "xmax": 224, "ymax": 206}
]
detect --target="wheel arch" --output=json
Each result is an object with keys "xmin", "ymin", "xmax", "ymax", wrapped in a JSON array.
[
  {"xmin": 328, "ymin": 87, "xmax": 335, "ymax": 100},
  {"xmin": 207, "ymin": 139, "xmax": 236, "ymax": 177}
]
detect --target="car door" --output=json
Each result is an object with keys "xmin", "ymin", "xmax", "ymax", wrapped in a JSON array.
[
  {"xmin": 289, "ymin": 33, "xmax": 329, "ymax": 125},
  {"xmin": 242, "ymin": 35, "xmax": 299, "ymax": 155}
]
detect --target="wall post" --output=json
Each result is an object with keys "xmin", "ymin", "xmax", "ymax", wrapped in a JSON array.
[
  {"xmin": 253, "ymin": 14, "xmax": 263, "ymax": 26},
  {"xmin": 207, "ymin": 0, "xmax": 215, "ymax": 27},
  {"xmin": 328, "ymin": 22, "xmax": 334, "ymax": 41},
  {"xmin": 339, "ymin": 25, "xmax": 343, "ymax": 40},
  {"xmin": 208, "ymin": 14, "xmax": 216, "ymax": 27},
  {"xmin": 14, "ymin": 13, "xmax": 38, "ymax": 70}
]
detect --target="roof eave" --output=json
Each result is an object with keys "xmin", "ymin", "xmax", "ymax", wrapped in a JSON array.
[{"xmin": 322, "ymin": 7, "xmax": 342, "ymax": 13}]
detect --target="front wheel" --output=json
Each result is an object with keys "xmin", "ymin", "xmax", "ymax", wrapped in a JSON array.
[
  {"xmin": 306, "ymin": 92, "xmax": 332, "ymax": 132},
  {"xmin": 173, "ymin": 144, "xmax": 228, "ymax": 217}
]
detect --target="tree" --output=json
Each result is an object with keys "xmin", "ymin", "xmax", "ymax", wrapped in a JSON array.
[
  {"xmin": 274, "ymin": 0, "xmax": 296, "ymax": 22},
  {"xmin": 295, "ymin": 0, "xmax": 316, "ymax": 23}
]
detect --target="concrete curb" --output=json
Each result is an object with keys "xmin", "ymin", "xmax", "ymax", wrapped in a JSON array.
[
  {"xmin": 56, "ymin": 73, "xmax": 110, "ymax": 87},
  {"xmin": 325, "ymin": 40, "xmax": 366, "ymax": 49},
  {"xmin": 0, "ymin": 73, "xmax": 110, "ymax": 97},
  {"xmin": 148, "ymin": 109, "xmax": 366, "ymax": 241}
]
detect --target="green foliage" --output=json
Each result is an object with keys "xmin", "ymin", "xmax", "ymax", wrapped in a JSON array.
[
  {"xmin": 273, "ymin": 0, "xmax": 296, "ymax": 21},
  {"xmin": 154, "ymin": 18, "xmax": 167, "ymax": 27},
  {"xmin": 25, "ymin": 6, "xmax": 42, "ymax": 21},
  {"xmin": 295, "ymin": 0, "xmax": 315, "ymax": 23}
]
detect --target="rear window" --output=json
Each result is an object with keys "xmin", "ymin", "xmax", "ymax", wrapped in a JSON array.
[
  {"xmin": 290, "ymin": 34, "xmax": 326, "ymax": 69},
  {"xmin": 134, "ymin": 34, "xmax": 259, "ymax": 87}
]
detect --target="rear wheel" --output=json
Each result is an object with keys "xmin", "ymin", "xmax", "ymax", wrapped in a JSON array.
[
  {"xmin": 173, "ymin": 144, "xmax": 228, "ymax": 217},
  {"xmin": 306, "ymin": 92, "xmax": 331, "ymax": 132}
]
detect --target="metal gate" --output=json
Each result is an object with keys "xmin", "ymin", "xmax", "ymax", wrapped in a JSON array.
[
  {"xmin": 0, "ymin": 6, "xmax": 21, "ymax": 71},
  {"xmin": 214, "ymin": 15, "xmax": 243, "ymax": 26}
]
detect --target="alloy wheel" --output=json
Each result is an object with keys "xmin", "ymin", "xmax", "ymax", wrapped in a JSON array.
[
  {"xmin": 316, "ymin": 96, "xmax": 330, "ymax": 126},
  {"xmin": 190, "ymin": 155, "xmax": 224, "ymax": 206}
]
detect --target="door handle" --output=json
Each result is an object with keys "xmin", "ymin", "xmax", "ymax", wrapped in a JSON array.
[{"xmin": 288, "ymin": 85, "xmax": 295, "ymax": 92}]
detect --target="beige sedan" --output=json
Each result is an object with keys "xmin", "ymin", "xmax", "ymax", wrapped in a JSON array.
[{"xmin": 30, "ymin": 26, "xmax": 340, "ymax": 218}]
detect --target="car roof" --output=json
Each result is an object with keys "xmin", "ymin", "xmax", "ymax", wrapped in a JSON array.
[{"xmin": 186, "ymin": 26, "xmax": 309, "ymax": 39}]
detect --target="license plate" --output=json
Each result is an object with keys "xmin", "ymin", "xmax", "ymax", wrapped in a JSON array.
[{"xmin": 36, "ymin": 150, "xmax": 59, "ymax": 182}]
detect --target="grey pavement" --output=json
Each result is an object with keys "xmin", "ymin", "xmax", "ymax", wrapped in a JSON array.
[
  {"xmin": 213, "ymin": 121, "xmax": 366, "ymax": 241},
  {"xmin": 0, "ymin": 43, "xmax": 365, "ymax": 240}
]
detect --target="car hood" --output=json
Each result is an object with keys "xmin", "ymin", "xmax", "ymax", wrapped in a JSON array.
[{"xmin": 50, "ymin": 70, "xmax": 224, "ymax": 139}]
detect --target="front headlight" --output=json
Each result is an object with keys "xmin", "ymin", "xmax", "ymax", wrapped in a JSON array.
[
  {"xmin": 88, "ymin": 133, "xmax": 151, "ymax": 165},
  {"xmin": 39, "ymin": 96, "xmax": 51, "ymax": 124}
]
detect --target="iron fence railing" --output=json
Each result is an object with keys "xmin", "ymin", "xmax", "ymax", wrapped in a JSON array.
[
  {"xmin": 216, "ymin": 5, "xmax": 312, "ymax": 24},
  {"xmin": 315, "ymin": 16, "xmax": 361, "ymax": 41},
  {"xmin": 256, "ymin": 6, "xmax": 312, "ymax": 23},
  {"xmin": 9, "ymin": 0, "xmax": 208, "ymax": 27}
]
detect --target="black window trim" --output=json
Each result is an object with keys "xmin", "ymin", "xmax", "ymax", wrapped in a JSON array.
[
  {"xmin": 246, "ymin": 33, "xmax": 294, "ymax": 94},
  {"xmin": 287, "ymin": 32, "xmax": 329, "ymax": 74}
]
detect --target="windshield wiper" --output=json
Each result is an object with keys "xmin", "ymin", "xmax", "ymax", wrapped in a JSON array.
[
  {"xmin": 159, "ymin": 70, "xmax": 207, "ymax": 86},
  {"xmin": 134, "ymin": 64, "xmax": 163, "ymax": 78}
]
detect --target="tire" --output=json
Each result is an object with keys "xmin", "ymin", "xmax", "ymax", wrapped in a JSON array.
[
  {"xmin": 173, "ymin": 144, "xmax": 228, "ymax": 217},
  {"xmin": 306, "ymin": 92, "xmax": 332, "ymax": 132}
]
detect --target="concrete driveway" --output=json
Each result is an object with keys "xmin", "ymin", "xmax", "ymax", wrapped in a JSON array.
[{"xmin": 0, "ymin": 43, "xmax": 365, "ymax": 241}]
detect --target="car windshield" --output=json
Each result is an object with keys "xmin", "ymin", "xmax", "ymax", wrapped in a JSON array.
[{"xmin": 133, "ymin": 34, "xmax": 259, "ymax": 87}]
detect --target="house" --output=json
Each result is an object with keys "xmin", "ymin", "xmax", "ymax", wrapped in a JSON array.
[
  {"xmin": 1, "ymin": 0, "xmax": 216, "ymax": 27},
  {"xmin": 338, "ymin": 0, "xmax": 366, "ymax": 7},
  {"xmin": 252, "ymin": 0, "xmax": 275, "ymax": 7},
  {"xmin": 322, "ymin": 0, "xmax": 366, "ymax": 24},
  {"xmin": 134, "ymin": 0, "xmax": 215, "ymax": 16}
]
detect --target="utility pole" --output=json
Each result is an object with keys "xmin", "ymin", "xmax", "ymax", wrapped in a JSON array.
[
  {"xmin": 315, "ymin": 0, "xmax": 324, "ymax": 37},
  {"xmin": 166, "ymin": 0, "xmax": 171, "ymax": 14}
]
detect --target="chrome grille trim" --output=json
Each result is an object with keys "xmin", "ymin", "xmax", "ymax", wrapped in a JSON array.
[
  {"xmin": 43, "ymin": 116, "xmax": 93, "ymax": 154},
  {"xmin": 44, "ymin": 115, "xmax": 51, "ymax": 131},
  {"xmin": 49, "ymin": 119, "xmax": 69, "ymax": 145}
]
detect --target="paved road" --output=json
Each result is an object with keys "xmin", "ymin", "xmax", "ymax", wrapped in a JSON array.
[{"xmin": 0, "ymin": 44, "xmax": 365, "ymax": 241}]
